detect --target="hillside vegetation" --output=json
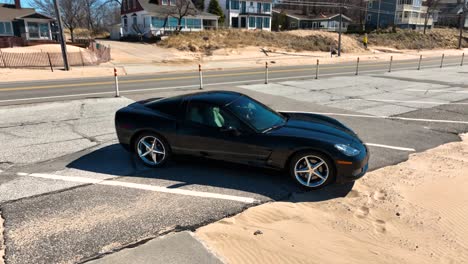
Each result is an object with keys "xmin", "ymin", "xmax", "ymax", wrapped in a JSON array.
[{"xmin": 159, "ymin": 28, "xmax": 466, "ymax": 54}]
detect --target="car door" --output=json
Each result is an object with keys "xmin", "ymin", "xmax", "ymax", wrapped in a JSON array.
[{"xmin": 176, "ymin": 100, "xmax": 271, "ymax": 165}]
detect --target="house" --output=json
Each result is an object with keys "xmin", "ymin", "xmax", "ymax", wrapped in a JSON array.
[
  {"xmin": 121, "ymin": 0, "xmax": 219, "ymax": 37},
  {"xmin": 366, "ymin": 0, "xmax": 434, "ymax": 30},
  {"xmin": 210, "ymin": 0, "xmax": 273, "ymax": 30},
  {"xmin": 272, "ymin": 9, "xmax": 352, "ymax": 32},
  {"xmin": 436, "ymin": 0, "xmax": 467, "ymax": 27},
  {"xmin": 0, "ymin": 0, "xmax": 55, "ymax": 48}
]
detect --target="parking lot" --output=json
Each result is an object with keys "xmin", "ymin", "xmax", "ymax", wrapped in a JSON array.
[{"xmin": 0, "ymin": 65, "xmax": 467, "ymax": 263}]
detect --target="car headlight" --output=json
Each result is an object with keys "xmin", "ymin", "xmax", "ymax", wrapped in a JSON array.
[{"xmin": 334, "ymin": 144, "xmax": 360, "ymax": 157}]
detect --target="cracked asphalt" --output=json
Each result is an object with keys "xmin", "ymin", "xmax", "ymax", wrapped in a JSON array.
[{"xmin": 0, "ymin": 66, "xmax": 467, "ymax": 264}]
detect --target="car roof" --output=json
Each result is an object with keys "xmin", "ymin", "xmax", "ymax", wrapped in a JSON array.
[{"xmin": 182, "ymin": 91, "xmax": 243, "ymax": 106}]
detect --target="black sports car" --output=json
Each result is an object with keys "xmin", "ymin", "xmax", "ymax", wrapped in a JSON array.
[{"xmin": 115, "ymin": 91, "xmax": 369, "ymax": 189}]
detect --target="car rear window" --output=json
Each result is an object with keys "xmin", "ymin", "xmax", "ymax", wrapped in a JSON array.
[{"xmin": 145, "ymin": 97, "xmax": 183, "ymax": 117}]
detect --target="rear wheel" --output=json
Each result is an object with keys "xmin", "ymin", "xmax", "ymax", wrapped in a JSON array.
[
  {"xmin": 289, "ymin": 151, "xmax": 336, "ymax": 190},
  {"xmin": 134, "ymin": 132, "xmax": 170, "ymax": 167}
]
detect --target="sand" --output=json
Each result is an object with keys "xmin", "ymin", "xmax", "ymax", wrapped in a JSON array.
[{"xmin": 197, "ymin": 134, "xmax": 468, "ymax": 264}]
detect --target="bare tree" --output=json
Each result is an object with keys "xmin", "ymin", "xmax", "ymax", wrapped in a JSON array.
[
  {"xmin": 424, "ymin": 0, "xmax": 441, "ymax": 34},
  {"xmin": 163, "ymin": 0, "xmax": 198, "ymax": 32}
]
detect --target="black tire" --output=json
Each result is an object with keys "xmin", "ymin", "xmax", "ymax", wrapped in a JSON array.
[
  {"xmin": 133, "ymin": 132, "xmax": 171, "ymax": 168},
  {"xmin": 288, "ymin": 151, "xmax": 336, "ymax": 190}
]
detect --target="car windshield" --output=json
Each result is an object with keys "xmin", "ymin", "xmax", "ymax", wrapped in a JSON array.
[{"xmin": 226, "ymin": 96, "xmax": 286, "ymax": 132}]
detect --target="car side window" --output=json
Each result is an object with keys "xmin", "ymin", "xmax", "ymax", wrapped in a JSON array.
[{"xmin": 186, "ymin": 103, "xmax": 243, "ymax": 130}]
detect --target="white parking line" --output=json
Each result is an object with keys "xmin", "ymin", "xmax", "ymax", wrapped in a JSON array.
[
  {"xmin": 17, "ymin": 173, "xmax": 258, "ymax": 204},
  {"xmin": 406, "ymin": 89, "xmax": 468, "ymax": 94},
  {"xmin": 350, "ymin": 98, "xmax": 468, "ymax": 105},
  {"xmin": 365, "ymin": 143, "xmax": 415, "ymax": 152},
  {"xmin": 280, "ymin": 111, "xmax": 468, "ymax": 125}
]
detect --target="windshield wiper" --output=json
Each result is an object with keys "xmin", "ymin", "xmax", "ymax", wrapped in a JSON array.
[{"xmin": 262, "ymin": 121, "xmax": 286, "ymax": 134}]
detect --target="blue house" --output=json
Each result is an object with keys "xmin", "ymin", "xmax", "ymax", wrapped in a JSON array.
[{"xmin": 366, "ymin": 0, "xmax": 434, "ymax": 30}]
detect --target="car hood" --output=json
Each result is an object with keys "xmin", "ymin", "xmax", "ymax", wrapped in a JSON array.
[{"xmin": 269, "ymin": 112, "xmax": 362, "ymax": 145}]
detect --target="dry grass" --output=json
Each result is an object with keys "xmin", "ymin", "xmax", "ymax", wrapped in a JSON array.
[
  {"xmin": 159, "ymin": 28, "xmax": 466, "ymax": 55},
  {"xmin": 159, "ymin": 29, "xmax": 348, "ymax": 54},
  {"xmin": 364, "ymin": 28, "xmax": 467, "ymax": 50}
]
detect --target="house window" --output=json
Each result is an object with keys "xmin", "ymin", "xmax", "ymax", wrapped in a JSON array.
[
  {"xmin": 0, "ymin": 21, "xmax": 13, "ymax": 36},
  {"xmin": 249, "ymin": 16, "xmax": 255, "ymax": 27},
  {"xmin": 263, "ymin": 3, "xmax": 270, "ymax": 12},
  {"xmin": 144, "ymin": 16, "xmax": 151, "ymax": 28},
  {"xmin": 263, "ymin": 17, "xmax": 270, "ymax": 28},
  {"xmin": 257, "ymin": 2, "xmax": 261, "ymax": 12},
  {"xmin": 170, "ymin": 0, "xmax": 176, "ymax": 5},
  {"xmin": 168, "ymin": 17, "xmax": 179, "ymax": 28},
  {"xmin": 186, "ymin": 18, "xmax": 201, "ymax": 29},
  {"xmin": 368, "ymin": 1, "xmax": 373, "ymax": 8},
  {"xmin": 132, "ymin": 15, "xmax": 138, "ymax": 28},
  {"xmin": 27, "ymin": 22, "xmax": 49, "ymax": 39},
  {"xmin": 162, "ymin": 0, "xmax": 168, "ymax": 5},
  {"xmin": 367, "ymin": 14, "xmax": 372, "ymax": 21},
  {"xmin": 226, "ymin": 0, "xmax": 229, "ymax": 9},
  {"xmin": 152, "ymin": 17, "xmax": 166, "ymax": 27},
  {"xmin": 256, "ymin": 17, "xmax": 262, "ymax": 28},
  {"xmin": 231, "ymin": 0, "xmax": 239, "ymax": 10},
  {"xmin": 123, "ymin": 17, "xmax": 128, "ymax": 28}
]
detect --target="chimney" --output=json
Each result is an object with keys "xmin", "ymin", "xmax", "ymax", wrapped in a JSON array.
[{"xmin": 14, "ymin": 0, "xmax": 21, "ymax": 9}]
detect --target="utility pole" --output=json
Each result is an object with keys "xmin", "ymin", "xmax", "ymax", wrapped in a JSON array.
[
  {"xmin": 53, "ymin": 0, "xmax": 70, "ymax": 71},
  {"xmin": 338, "ymin": 0, "xmax": 343, "ymax": 56},
  {"xmin": 459, "ymin": 0, "xmax": 467, "ymax": 49},
  {"xmin": 377, "ymin": 0, "xmax": 382, "ymax": 30}
]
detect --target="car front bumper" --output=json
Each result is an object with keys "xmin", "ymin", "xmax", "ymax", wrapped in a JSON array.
[{"xmin": 335, "ymin": 146, "xmax": 370, "ymax": 184}]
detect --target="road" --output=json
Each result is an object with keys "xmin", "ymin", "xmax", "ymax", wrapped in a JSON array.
[
  {"xmin": 0, "ymin": 55, "xmax": 463, "ymax": 105},
  {"xmin": 0, "ymin": 59, "xmax": 467, "ymax": 264}
]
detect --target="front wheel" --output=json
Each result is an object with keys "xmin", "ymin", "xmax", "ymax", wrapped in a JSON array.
[
  {"xmin": 289, "ymin": 151, "xmax": 336, "ymax": 190},
  {"xmin": 134, "ymin": 132, "xmax": 170, "ymax": 167}
]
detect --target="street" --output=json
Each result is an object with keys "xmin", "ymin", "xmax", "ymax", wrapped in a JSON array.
[{"xmin": 0, "ymin": 60, "xmax": 467, "ymax": 263}]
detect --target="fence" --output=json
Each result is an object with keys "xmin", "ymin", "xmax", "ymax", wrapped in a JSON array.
[{"xmin": 0, "ymin": 42, "xmax": 111, "ymax": 69}]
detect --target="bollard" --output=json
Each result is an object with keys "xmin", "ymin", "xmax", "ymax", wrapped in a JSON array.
[
  {"xmin": 264, "ymin": 62, "xmax": 269, "ymax": 84},
  {"xmin": 417, "ymin": 55, "xmax": 422, "ymax": 70},
  {"xmin": 461, "ymin": 53, "xmax": 465, "ymax": 66},
  {"xmin": 389, "ymin": 56, "xmax": 393, "ymax": 73},
  {"xmin": 198, "ymin": 64, "xmax": 203, "ymax": 90},
  {"xmin": 355, "ymin": 57, "xmax": 360, "ymax": 76},
  {"xmin": 315, "ymin": 59, "xmax": 320, "ymax": 79},
  {"xmin": 440, "ymin": 54, "xmax": 445, "ymax": 68},
  {"xmin": 114, "ymin": 68, "xmax": 120, "ymax": 97}
]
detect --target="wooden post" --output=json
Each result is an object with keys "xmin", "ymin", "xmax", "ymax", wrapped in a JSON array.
[
  {"xmin": 114, "ymin": 68, "xmax": 120, "ymax": 97},
  {"xmin": 389, "ymin": 56, "xmax": 393, "ymax": 73},
  {"xmin": 47, "ymin": 53, "xmax": 54, "ymax": 72},
  {"xmin": 315, "ymin": 59, "xmax": 320, "ymax": 79},
  {"xmin": 199, "ymin": 64, "xmax": 203, "ymax": 90},
  {"xmin": 80, "ymin": 50, "xmax": 85, "ymax": 67},
  {"xmin": 417, "ymin": 55, "xmax": 422, "ymax": 70},
  {"xmin": 0, "ymin": 49, "xmax": 6, "ymax": 68},
  {"xmin": 264, "ymin": 62, "xmax": 269, "ymax": 84},
  {"xmin": 440, "ymin": 54, "xmax": 445, "ymax": 68},
  {"xmin": 355, "ymin": 57, "xmax": 360, "ymax": 75},
  {"xmin": 461, "ymin": 53, "xmax": 465, "ymax": 66}
]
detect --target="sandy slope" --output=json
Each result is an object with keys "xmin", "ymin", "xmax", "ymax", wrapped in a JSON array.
[{"xmin": 197, "ymin": 134, "xmax": 468, "ymax": 264}]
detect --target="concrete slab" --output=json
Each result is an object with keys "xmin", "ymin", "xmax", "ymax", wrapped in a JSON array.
[{"xmin": 87, "ymin": 232, "xmax": 222, "ymax": 264}]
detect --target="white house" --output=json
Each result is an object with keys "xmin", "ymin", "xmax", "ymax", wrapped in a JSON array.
[
  {"xmin": 121, "ymin": 0, "xmax": 219, "ymax": 38},
  {"xmin": 207, "ymin": 0, "xmax": 273, "ymax": 30}
]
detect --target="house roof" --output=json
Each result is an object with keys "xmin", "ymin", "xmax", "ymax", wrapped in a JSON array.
[
  {"xmin": 137, "ymin": 0, "xmax": 218, "ymax": 18},
  {"xmin": 0, "ymin": 4, "xmax": 53, "ymax": 21},
  {"xmin": 273, "ymin": 9, "xmax": 352, "ymax": 22}
]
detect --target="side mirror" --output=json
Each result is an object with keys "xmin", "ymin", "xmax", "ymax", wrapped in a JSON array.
[{"xmin": 221, "ymin": 126, "xmax": 241, "ymax": 136}]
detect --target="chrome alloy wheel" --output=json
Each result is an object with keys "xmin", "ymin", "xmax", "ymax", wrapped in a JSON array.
[
  {"xmin": 294, "ymin": 155, "xmax": 329, "ymax": 188},
  {"xmin": 137, "ymin": 136, "xmax": 166, "ymax": 166}
]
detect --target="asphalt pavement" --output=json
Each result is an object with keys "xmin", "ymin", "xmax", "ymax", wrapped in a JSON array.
[
  {"xmin": 0, "ymin": 62, "xmax": 467, "ymax": 264},
  {"xmin": 0, "ymin": 55, "xmax": 464, "ymax": 106}
]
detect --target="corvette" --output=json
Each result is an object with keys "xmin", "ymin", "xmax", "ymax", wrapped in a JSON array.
[{"xmin": 115, "ymin": 91, "xmax": 369, "ymax": 189}]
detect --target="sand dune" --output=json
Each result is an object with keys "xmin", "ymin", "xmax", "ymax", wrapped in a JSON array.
[{"xmin": 197, "ymin": 134, "xmax": 468, "ymax": 264}]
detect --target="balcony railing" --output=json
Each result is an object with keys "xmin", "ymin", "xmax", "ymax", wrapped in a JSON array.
[
  {"xmin": 236, "ymin": 7, "xmax": 271, "ymax": 14},
  {"xmin": 396, "ymin": 17, "xmax": 433, "ymax": 25},
  {"xmin": 396, "ymin": 4, "xmax": 428, "ymax": 12}
]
